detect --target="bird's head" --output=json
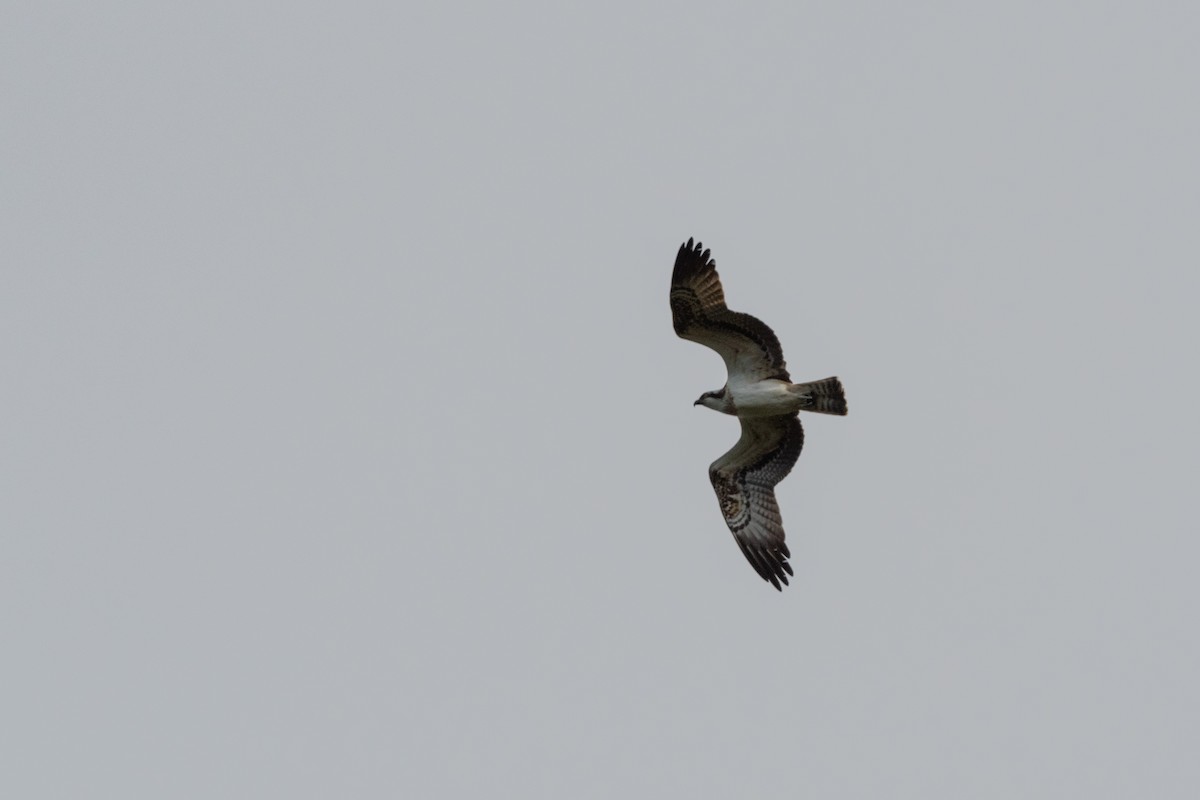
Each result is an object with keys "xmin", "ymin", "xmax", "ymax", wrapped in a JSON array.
[{"xmin": 694, "ymin": 388, "xmax": 728, "ymax": 411}]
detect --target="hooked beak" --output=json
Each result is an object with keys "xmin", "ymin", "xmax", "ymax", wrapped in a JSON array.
[{"xmin": 693, "ymin": 398, "xmax": 703, "ymax": 406}]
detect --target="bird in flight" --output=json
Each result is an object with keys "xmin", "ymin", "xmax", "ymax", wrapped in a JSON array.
[{"xmin": 670, "ymin": 238, "xmax": 847, "ymax": 590}]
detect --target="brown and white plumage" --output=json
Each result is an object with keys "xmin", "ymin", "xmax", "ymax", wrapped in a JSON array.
[
  {"xmin": 670, "ymin": 238, "xmax": 847, "ymax": 590},
  {"xmin": 710, "ymin": 416, "xmax": 804, "ymax": 590},
  {"xmin": 670, "ymin": 240, "xmax": 791, "ymax": 384}
]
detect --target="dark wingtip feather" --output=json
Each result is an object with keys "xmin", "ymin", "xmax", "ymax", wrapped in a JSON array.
[
  {"xmin": 675, "ymin": 237, "xmax": 713, "ymax": 269},
  {"xmin": 735, "ymin": 537, "xmax": 793, "ymax": 592},
  {"xmin": 773, "ymin": 561, "xmax": 791, "ymax": 589}
]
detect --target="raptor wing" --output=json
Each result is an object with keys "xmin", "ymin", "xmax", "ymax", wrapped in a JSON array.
[
  {"xmin": 708, "ymin": 414, "xmax": 804, "ymax": 590},
  {"xmin": 669, "ymin": 238, "xmax": 791, "ymax": 384}
]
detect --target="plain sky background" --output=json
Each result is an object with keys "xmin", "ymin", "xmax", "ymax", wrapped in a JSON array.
[{"xmin": 4, "ymin": 2, "xmax": 1198, "ymax": 797}]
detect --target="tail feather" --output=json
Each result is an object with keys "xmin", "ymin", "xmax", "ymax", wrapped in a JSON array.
[{"xmin": 790, "ymin": 376, "xmax": 847, "ymax": 416}]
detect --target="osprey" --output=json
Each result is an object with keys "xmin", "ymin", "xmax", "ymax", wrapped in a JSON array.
[{"xmin": 670, "ymin": 238, "xmax": 847, "ymax": 590}]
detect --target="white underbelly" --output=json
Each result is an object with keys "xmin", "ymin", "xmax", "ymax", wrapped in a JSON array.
[{"xmin": 729, "ymin": 380, "xmax": 796, "ymax": 417}]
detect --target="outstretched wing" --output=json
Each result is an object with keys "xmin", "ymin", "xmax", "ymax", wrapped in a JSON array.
[
  {"xmin": 670, "ymin": 238, "xmax": 790, "ymax": 383},
  {"xmin": 708, "ymin": 415, "xmax": 805, "ymax": 590}
]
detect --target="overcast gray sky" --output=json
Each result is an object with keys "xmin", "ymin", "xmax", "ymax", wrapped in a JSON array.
[{"xmin": 4, "ymin": 2, "xmax": 1199, "ymax": 798}]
